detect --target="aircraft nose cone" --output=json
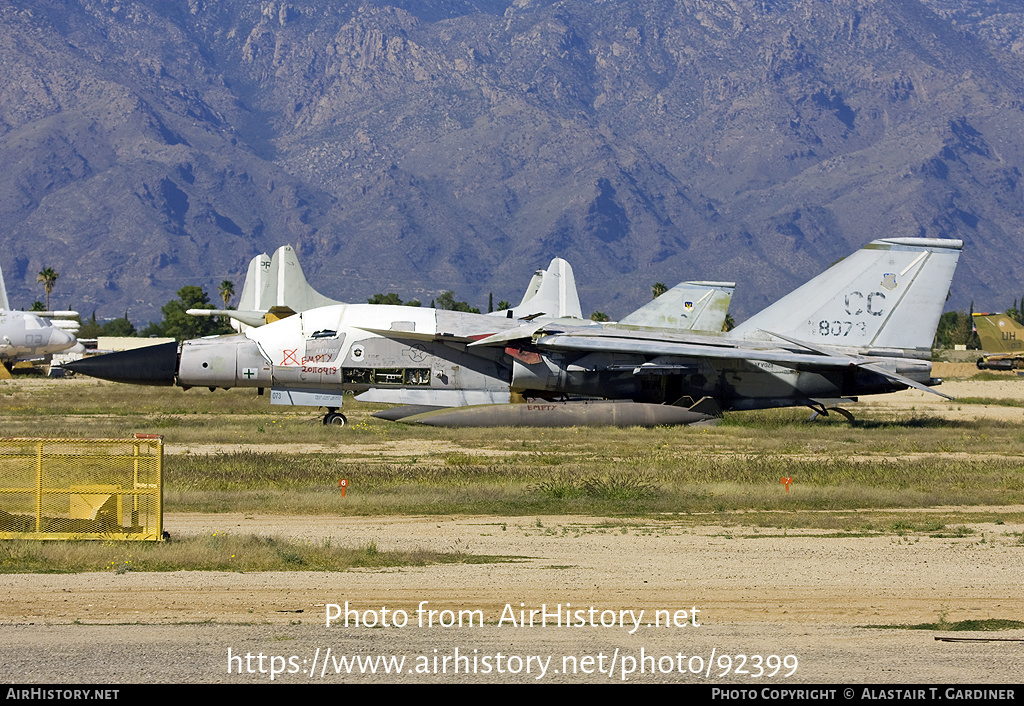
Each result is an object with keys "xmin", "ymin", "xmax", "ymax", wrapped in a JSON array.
[
  {"xmin": 64, "ymin": 341, "xmax": 179, "ymax": 386},
  {"xmin": 52, "ymin": 328, "xmax": 76, "ymax": 350}
]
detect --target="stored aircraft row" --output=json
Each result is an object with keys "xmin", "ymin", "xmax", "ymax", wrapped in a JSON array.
[
  {"xmin": 0, "ymin": 263, "xmax": 79, "ymax": 370},
  {"xmin": 67, "ymin": 237, "xmax": 962, "ymax": 427}
]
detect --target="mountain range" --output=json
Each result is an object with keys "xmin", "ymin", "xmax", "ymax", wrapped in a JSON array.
[{"xmin": 3, "ymin": 0, "xmax": 1024, "ymax": 323}]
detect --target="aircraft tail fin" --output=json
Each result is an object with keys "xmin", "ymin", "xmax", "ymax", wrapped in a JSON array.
[
  {"xmin": 618, "ymin": 281, "xmax": 735, "ymax": 331},
  {"xmin": 0, "ymin": 262, "xmax": 9, "ymax": 310},
  {"xmin": 499, "ymin": 257, "xmax": 583, "ymax": 320},
  {"xmin": 972, "ymin": 312, "xmax": 1024, "ymax": 353},
  {"xmin": 227, "ymin": 246, "xmax": 341, "ymax": 330},
  {"xmin": 264, "ymin": 245, "xmax": 341, "ymax": 313},
  {"xmin": 517, "ymin": 271, "xmax": 545, "ymax": 308},
  {"xmin": 235, "ymin": 251, "xmax": 272, "ymax": 319},
  {"xmin": 731, "ymin": 238, "xmax": 963, "ymax": 354}
]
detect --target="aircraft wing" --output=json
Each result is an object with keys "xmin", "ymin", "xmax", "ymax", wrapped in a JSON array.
[
  {"xmin": 519, "ymin": 327, "xmax": 952, "ymax": 400},
  {"xmin": 353, "ymin": 309, "xmax": 550, "ymax": 345},
  {"xmin": 534, "ymin": 331, "xmax": 857, "ymax": 365},
  {"xmin": 352, "ymin": 326, "xmax": 483, "ymax": 344}
]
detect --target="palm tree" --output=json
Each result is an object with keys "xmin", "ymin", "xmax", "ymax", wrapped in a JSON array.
[
  {"xmin": 37, "ymin": 267, "xmax": 58, "ymax": 310},
  {"xmin": 218, "ymin": 280, "xmax": 235, "ymax": 309},
  {"xmin": 651, "ymin": 282, "xmax": 668, "ymax": 299}
]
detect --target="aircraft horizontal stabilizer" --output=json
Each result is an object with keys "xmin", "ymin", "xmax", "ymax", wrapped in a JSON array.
[
  {"xmin": 35, "ymin": 310, "xmax": 79, "ymax": 318},
  {"xmin": 762, "ymin": 330, "xmax": 952, "ymax": 400},
  {"xmin": 857, "ymin": 362, "xmax": 952, "ymax": 400},
  {"xmin": 187, "ymin": 308, "xmax": 273, "ymax": 328}
]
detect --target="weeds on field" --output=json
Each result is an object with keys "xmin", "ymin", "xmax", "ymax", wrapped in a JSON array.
[
  {"xmin": 530, "ymin": 472, "xmax": 660, "ymax": 501},
  {"xmin": 159, "ymin": 448, "xmax": 1024, "ymax": 519},
  {"xmin": 7, "ymin": 378, "xmax": 1024, "ymax": 523},
  {"xmin": 0, "ymin": 533, "xmax": 509, "ymax": 573},
  {"xmin": 868, "ymin": 605, "xmax": 1024, "ymax": 631}
]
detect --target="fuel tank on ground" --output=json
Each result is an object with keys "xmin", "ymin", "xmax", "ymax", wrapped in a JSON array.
[{"xmin": 382, "ymin": 400, "xmax": 716, "ymax": 427}]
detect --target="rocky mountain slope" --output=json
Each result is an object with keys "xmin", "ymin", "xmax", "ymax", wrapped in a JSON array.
[{"xmin": 2, "ymin": 0, "xmax": 1023, "ymax": 322}]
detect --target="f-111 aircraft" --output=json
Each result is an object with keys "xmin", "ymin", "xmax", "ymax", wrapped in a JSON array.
[{"xmin": 66, "ymin": 238, "xmax": 960, "ymax": 427}]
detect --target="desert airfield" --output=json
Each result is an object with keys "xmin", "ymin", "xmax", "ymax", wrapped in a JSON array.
[{"xmin": 0, "ymin": 364, "xmax": 1022, "ymax": 684}]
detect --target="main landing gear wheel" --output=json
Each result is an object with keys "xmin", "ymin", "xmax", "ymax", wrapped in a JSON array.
[{"xmin": 323, "ymin": 408, "xmax": 348, "ymax": 426}]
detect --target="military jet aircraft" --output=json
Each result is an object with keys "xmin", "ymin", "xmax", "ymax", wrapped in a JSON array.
[
  {"xmin": 0, "ymin": 263, "xmax": 79, "ymax": 371},
  {"xmin": 972, "ymin": 312, "xmax": 1024, "ymax": 369},
  {"xmin": 66, "ymin": 237, "xmax": 959, "ymax": 427}
]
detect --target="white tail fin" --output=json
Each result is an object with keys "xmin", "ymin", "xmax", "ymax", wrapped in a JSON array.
[
  {"xmin": 235, "ymin": 251, "xmax": 272, "ymax": 316},
  {"xmin": 731, "ymin": 238, "xmax": 963, "ymax": 353},
  {"xmin": 263, "ymin": 245, "xmax": 341, "ymax": 313},
  {"xmin": 495, "ymin": 257, "xmax": 584, "ymax": 320},
  {"xmin": 618, "ymin": 281, "xmax": 735, "ymax": 331},
  {"xmin": 0, "ymin": 262, "xmax": 9, "ymax": 310},
  {"xmin": 215, "ymin": 246, "xmax": 343, "ymax": 330}
]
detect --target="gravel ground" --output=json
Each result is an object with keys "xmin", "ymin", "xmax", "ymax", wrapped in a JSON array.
[{"xmin": 1, "ymin": 513, "xmax": 1022, "ymax": 684}]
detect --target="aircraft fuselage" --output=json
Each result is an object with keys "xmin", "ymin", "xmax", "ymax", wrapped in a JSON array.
[{"xmin": 0, "ymin": 310, "xmax": 77, "ymax": 365}]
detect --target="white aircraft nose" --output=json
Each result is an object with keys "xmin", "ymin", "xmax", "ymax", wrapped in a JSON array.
[{"xmin": 51, "ymin": 328, "xmax": 76, "ymax": 351}]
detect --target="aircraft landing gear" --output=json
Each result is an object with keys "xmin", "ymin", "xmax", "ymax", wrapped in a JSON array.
[
  {"xmin": 323, "ymin": 408, "xmax": 348, "ymax": 426},
  {"xmin": 808, "ymin": 405, "xmax": 855, "ymax": 422}
]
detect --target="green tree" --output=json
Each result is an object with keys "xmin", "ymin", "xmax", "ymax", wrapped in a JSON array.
[
  {"xmin": 934, "ymin": 310, "xmax": 979, "ymax": 349},
  {"xmin": 1007, "ymin": 299, "xmax": 1024, "ymax": 326},
  {"xmin": 218, "ymin": 280, "xmax": 235, "ymax": 308},
  {"xmin": 497, "ymin": 300, "xmax": 511, "ymax": 311},
  {"xmin": 435, "ymin": 290, "xmax": 479, "ymax": 313},
  {"xmin": 37, "ymin": 267, "xmax": 58, "ymax": 310},
  {"xmin": 590, "ymin": 311, "xmax": 610, "ymax": 322},
  {"xmin": 102, "ymin": 313, "xmax": 136, "ymax": 337},
  {"xmin": 368, "ymin": 293, "xmax": 421, "ymax": 306},
  {"xmin": 78, "ymin": 312, "xmax": 102, "ymax": 339},
  {"xmin": 369, "ymin": 292, "xmax": 404, "ymax": 305},
  {"xmin": 29, "ymin": 301, "xmax": 45, "ymax": 312},
  {"xmin": 148, "ymin": 286, "xmax": 233, "ymax": 341},
  {"xmin": 77, "ymin": 311, "xmax": 136, "ymax": 339},
  {"xmin": 651, "ymin": 282, "xmax": 668, "ymax": 299}
]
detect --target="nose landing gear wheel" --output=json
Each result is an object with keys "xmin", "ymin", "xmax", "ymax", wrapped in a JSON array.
[{"xmin": 323, "ymin": 409, "xmax": 347, "ymax": 426}]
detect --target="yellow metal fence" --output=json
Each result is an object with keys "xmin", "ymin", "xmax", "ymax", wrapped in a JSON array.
[{"xmin": 0, "ymin": 435, "xmax": 163, "ymax": 540}]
